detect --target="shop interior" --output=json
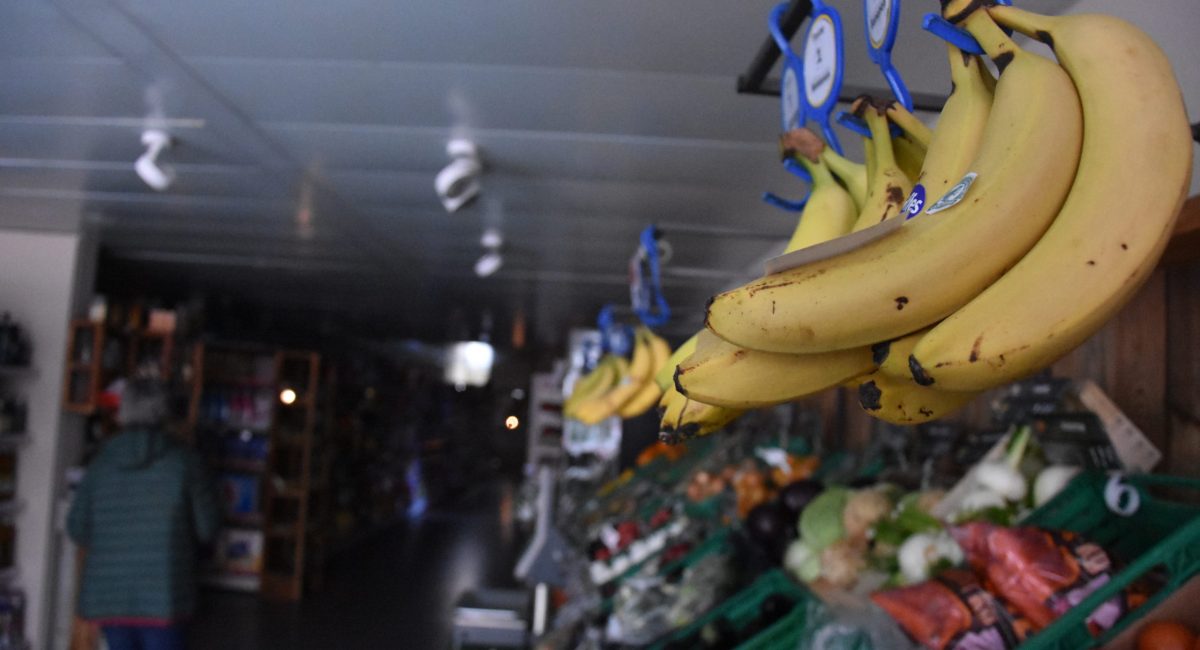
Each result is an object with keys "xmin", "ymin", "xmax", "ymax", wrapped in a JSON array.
[{"xmin": 0, "ymin": 0, "xmax": 1199, "ymax": 648}]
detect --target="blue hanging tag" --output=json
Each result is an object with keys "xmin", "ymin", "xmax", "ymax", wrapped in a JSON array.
[
  {"xmin": 628, "ymin": 225, "xmax": 671, "ymax": 328},
  {"xmin": 921, "ymin": 0, "xmax": 1013, "ymax": 56},
  {"xmin": 768, "ymin": 2, "xmax": 807, "ymax": 134},
  {"xmin": 864, "ymin": 0, "xmax": 912, "ymax": 111},
  {"xmin": 801, "ymin": 0, "xmax": 846, "ymax": 154},
  {"xmin": 596, "ymin": 304, "xmax": 634, "ymax": 357},
  {"xmin": 763, "ymin": 2, "xmax": 813, "ymax": 212}
]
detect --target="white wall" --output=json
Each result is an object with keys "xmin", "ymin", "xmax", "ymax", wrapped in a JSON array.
[{"xmin": 0, "ymin": 230, "xmax": 81, "ymax": 648}]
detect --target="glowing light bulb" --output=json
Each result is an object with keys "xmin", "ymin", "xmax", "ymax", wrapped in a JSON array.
[
  {"xmin": 505, "ymin": 415, "xmax": 519, "ymax": 430},
  {"xmin": 279, "ymin": 388, "xmax": 297, "ymax": 405}
]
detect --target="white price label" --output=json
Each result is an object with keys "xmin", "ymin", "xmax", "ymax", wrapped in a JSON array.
[
  {"xmin": 782, "ymin": 66, "xmax": 802, "ymax": 131},
  {"xmin": 803, "ymin": 15, "xmax": 838, "ymax": 109},
  {"xmin": 866, "ymin": 0, "xmax": 893, "ymax": 49}
]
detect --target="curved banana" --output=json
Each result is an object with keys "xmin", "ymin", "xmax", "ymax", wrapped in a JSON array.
[
  {"xmin": 563, "ymin": 356, "xmax": 619, "ymax": 418},
  {"xmin": 657, "ymin": 383, "xmax": 688, "ymax": 435},
  {"xmin": 675, "ymin": 330, "xmax": 875, "ymax": 409},
  {"xmin": 572, "ymin": 355, "xmax": 631, "ymax": 425},
  {"xmin": 706, "ymin": 8, "xmax": 1082, "ymax": 354},
  {"xmin": 654, "ymin": 334, "xmax": 697, "ymax": 391},
  {"xmin": 672, "ymin": 397, "xmax": 744, "ymax": 442},
  {"xmin": 618, "ymin": 329, "xmax": 671, "ymax": 418},
  {"xmin": 858, "ymin": 372, "xmax": 980, "ymax": 425},
  {"xmin": 912, "ymin": 44, "xmax": 994, "ymax": 205},
  {"xmin": 781, "ymin": 129, "xmax": 859, "ymax": 252},
  {"xmin": 885, "ymin": 102, "xmax": 931, "ymax": 184},
  {"xmin": 850, "ymin": 97, "xmax": 913, "ymax": 232},
  {"xmin": 884, "ymin": 102, "xmax": 933, "ymax": 148},
  {"xmin": 854, "ymin": 328, "xmax": 981, "ymax": 425},
  {"xmin": 910, "ymin": 6, "xmax": 1193, "ymax": 390},
  {"xmin": 822, "ymin": 147, "xmax": 868, "ymax": 212},
  {"xmin": 892, "ymin": 131, "xmax": 926, "ymax": 185}
]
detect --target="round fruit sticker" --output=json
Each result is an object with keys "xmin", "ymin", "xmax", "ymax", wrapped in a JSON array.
[
  {"xmin": 902, "ymin": 185, "xmax": 926, "ymax": 220},
  {"xmin": 803, "ymin": 15, "xmax": 838, "ymax": 110},
  {"xmin": 866, "ymin": 0, "xmax": 893, "ymax": 49}
]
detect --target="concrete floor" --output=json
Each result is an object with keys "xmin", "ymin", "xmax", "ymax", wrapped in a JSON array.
[{"xmin": 188, "ymin": 482, "xmax": 523, "ymax": 649}]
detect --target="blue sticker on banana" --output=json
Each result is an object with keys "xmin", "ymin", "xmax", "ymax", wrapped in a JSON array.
[
  {"xmin": 902, "ymin": 184, "xmax": 926, "ymax": 220},
  {"xmin": 925, "ymin": 172, "xmax": 978, "ymax": 215}
]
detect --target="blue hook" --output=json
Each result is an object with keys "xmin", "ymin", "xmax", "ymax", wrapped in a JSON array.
[
  {"xmin": 863, "ymin": 0, "xmax": 913, "ymax": 111},
  {"xmin": 921, "ymin": 0, "xmax": 1013, "ymax": 56},
  {"xmin": 631, "ymin": 226, "xmax": 671, "ymax": 328},
  {"xmin": 836, "ymin": 110, "xmax": 903, "ymax": 139},
  {"xmin": 799, "ymin": 0, "xmax": 847, "ymax": 155},
  {"xmin": 763, "ymin": 191, "xmax": 808, "ymax": 212}
]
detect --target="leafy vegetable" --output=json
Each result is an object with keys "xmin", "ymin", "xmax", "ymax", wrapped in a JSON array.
[{"xmin": 798, "ymin": 487, "xmax": 850, "ymax": 551}]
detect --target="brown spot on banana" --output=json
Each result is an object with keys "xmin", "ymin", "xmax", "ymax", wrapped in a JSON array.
[
  {"xmin": 969, "ymin": 335, "xmax": 983, "ymax": 363},
  {"xmin": 895, "ymin": 296, "xmax": 909, "ymax": 310},
  {"xmin": 909, "ymin": 355, "xmax": 935, "ymax": 386},
  {"xmin": 859, "ymin": 381, "xmax": 883, "ymax": 411},
  {"xmin": 871, "ymin": 340, "xmax": 892, "ymax": 366},
  {"xmin": 993, "ymin": 51, "xmax": 1014, "ymax": 75},
  {"xmin": 886, "ymin": 185, "xmax": 905, "ymax": 204},
  {"xmin": 1087, "ymin": 260, "xmax": 1096, "ymax": 266}
]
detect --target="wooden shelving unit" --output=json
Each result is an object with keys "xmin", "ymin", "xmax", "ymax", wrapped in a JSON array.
[
  {"xmin": 62, "ymin": 319, "xmax": 177, "ymax": 415},
  {"xmin": 259, "ymin": 350, "xmax": 322, "ymax": 601},
  {"xmin": 186, "ymin": 341, "xmax": 277, "ymax": 594}
]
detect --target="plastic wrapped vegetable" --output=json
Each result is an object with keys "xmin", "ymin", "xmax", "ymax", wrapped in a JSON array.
[
  {"xmin": 951, "ymin": 522, "xmax": 1133, "ymax": 633},
  {"xmin": 871, "ymin": 568, "xmax": 1032, "ymax": 650}
]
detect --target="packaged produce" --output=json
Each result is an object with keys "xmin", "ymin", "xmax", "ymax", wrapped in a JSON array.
[
  {"xmin": 871, "ymin": 568, "xmax": 1031, "ymax": 649},
  {"xmin": 951, "ymin": 522, "xmax": 1132, "ymax": 633}
]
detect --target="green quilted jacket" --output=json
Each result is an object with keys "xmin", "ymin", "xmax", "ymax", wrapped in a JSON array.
[{"xmin": 67, "ymin": 429, "xmax": 220, "ymax": 621}]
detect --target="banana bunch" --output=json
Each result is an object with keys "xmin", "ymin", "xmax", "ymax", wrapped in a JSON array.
[
  {"xmin": 569, "ymin": 326, "xmax": 672, "ymax": 425},
  {"xmin": 686, "ymin": 1, "xmax": 1189, "ymax": 426}
]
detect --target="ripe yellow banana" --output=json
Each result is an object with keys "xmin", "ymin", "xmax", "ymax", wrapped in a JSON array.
[
  {"xmin": 892, "ymin": 131, "xmax": 926, "ymax": 185},
  {"xmin": 884, "ymin": 102, "xmax": 933, "ymax": 148},
  {"xmin": 910, "ymin": 6, "xmax": 1193, "ymax": 391},
  {"xmin": 822, "ymin": 147, "xmax": 869, "ymax": 212},
  {"xmin": 850, "ymin": 97, "xmax": 913, "ymax": 232},
  {"xmin": 657, "ymin": 383, "xmax": 688, "ymax": 434},
  {"xmin": 572, "ymin": 355, "xmax": 631, "ymax": 425},
  {"xmin": 563, "ymin": 356, "xmax": 619, "ymax": 418},
  {"xmin": 654, "ymin": 334, "xmax": 697, "ymax": 391},
  {"xmin": 674, "ymin": 329, "xmax": 875, "ymax": 409},
  {"xmin": 885, "ymin": 101, "xmax": 931, "ymax": 183},
  {"xmin": 912, "ymin": 45, "xmax": 994, "ymax": 205},
  {"xmin": 706, "ymin": 8, "xmax": 1082, "ymax": 354},
  {"xmin": 781, "ymin": 129, "xmax": 858, "ymax": 252},
  {"xmin": 618, "ymin": 329, "xmax": 671, "ymax": 418},
  {"xmin": 672, "ymin": 397, "xmax": 744, "ymax": 442},
  {"xmin": 854, "ymin": 328, "xmax": 981, "ymax": 425}
]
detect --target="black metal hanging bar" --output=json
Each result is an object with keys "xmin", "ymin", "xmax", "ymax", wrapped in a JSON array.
[{"xmin": 736, "ymin": 0, "xmax": 949, "ymax": 112}]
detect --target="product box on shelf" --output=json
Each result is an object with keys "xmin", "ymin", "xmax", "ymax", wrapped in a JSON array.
[{"xmin": 213, "ymin": 528, "xmax": 264, "ymax": 575}]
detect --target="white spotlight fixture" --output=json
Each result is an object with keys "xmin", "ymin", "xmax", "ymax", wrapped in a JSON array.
[
  {"xmin": 435, "ymin": 139, "xmax": 482, "ymax": 213},
  {"xmin": 135, "ymin": 129, "xmax": 175, "ymax": 191},
  {"xmin": 474, "ymin": 227, "xmax": 503, "ymax": 278}
]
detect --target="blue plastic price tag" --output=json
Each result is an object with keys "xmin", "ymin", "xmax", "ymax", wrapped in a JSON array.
[
  {"xmin": 801, "ymin": 0, "xmax": 846, "ymax": 153},
  {"xmin": 864, "ymin": 0, "xmax": 912, "ymax": 110}
]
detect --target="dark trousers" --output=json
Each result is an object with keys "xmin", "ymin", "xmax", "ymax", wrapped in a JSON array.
[{"xmin": 101, "ymin": 624, "xmax": 185, "ymax": 650}]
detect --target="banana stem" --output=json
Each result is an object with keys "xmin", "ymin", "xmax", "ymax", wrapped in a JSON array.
[{"xmin": 959, "ymin": 8, "xmax": 1023, "ymax": 64}]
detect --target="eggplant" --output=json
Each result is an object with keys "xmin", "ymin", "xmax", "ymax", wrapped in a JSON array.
[{"xmin": 778, "ymin": 479, "xmax": 824, "ymax": 519}]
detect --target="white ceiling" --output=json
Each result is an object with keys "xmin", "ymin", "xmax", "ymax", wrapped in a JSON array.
[{"xmin": 0, "ymin": 0, "xmax": 1194, "ymax": 348}]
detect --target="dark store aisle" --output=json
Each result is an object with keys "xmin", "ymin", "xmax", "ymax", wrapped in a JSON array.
[{"xmin": 189, "ymin": 482, "xmax": 522, "ymax": 650}]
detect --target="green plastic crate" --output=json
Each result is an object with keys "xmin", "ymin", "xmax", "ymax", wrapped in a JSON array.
[
  {"xmin": 649, "ymin": 569, "xmax": 813, "ymax": 650},
  {"xmin": 656, "ymin": 526, "xmax": 734, "ymax": 577},
  {"xmin": 1017, "ymin": 472, "xmax": 1200, "ymax": 650}
]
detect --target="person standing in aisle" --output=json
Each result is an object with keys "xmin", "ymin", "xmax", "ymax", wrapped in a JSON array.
[{"xmin": 67, "ymin": 379, "xmax": 221, "ymax": 650}]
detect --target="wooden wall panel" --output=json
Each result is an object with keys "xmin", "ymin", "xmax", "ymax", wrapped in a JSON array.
[{"xmin": 1166, "ymin": 263, "xmax": 1200, "ymax": 477}]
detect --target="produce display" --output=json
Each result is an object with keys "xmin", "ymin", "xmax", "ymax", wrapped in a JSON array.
[
  {"xmin": 664, "ymin": 2, "xmax": 1191, "ymax": 430},
  {"xmin": 536, "ymin": 3, "xmax": 1196, "ymax": 649}
]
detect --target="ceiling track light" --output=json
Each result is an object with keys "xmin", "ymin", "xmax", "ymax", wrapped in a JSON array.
[
  {"xmin": 475, "ymin": 227, "xmax": 504, "ymax": 277},
  {"xmin": 136, "ymin": 129, "xmax": 175, "ymax": 191},
  {"xmin": 435, "ymin": 138, "xmax": 482, "ymax": 213}
]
